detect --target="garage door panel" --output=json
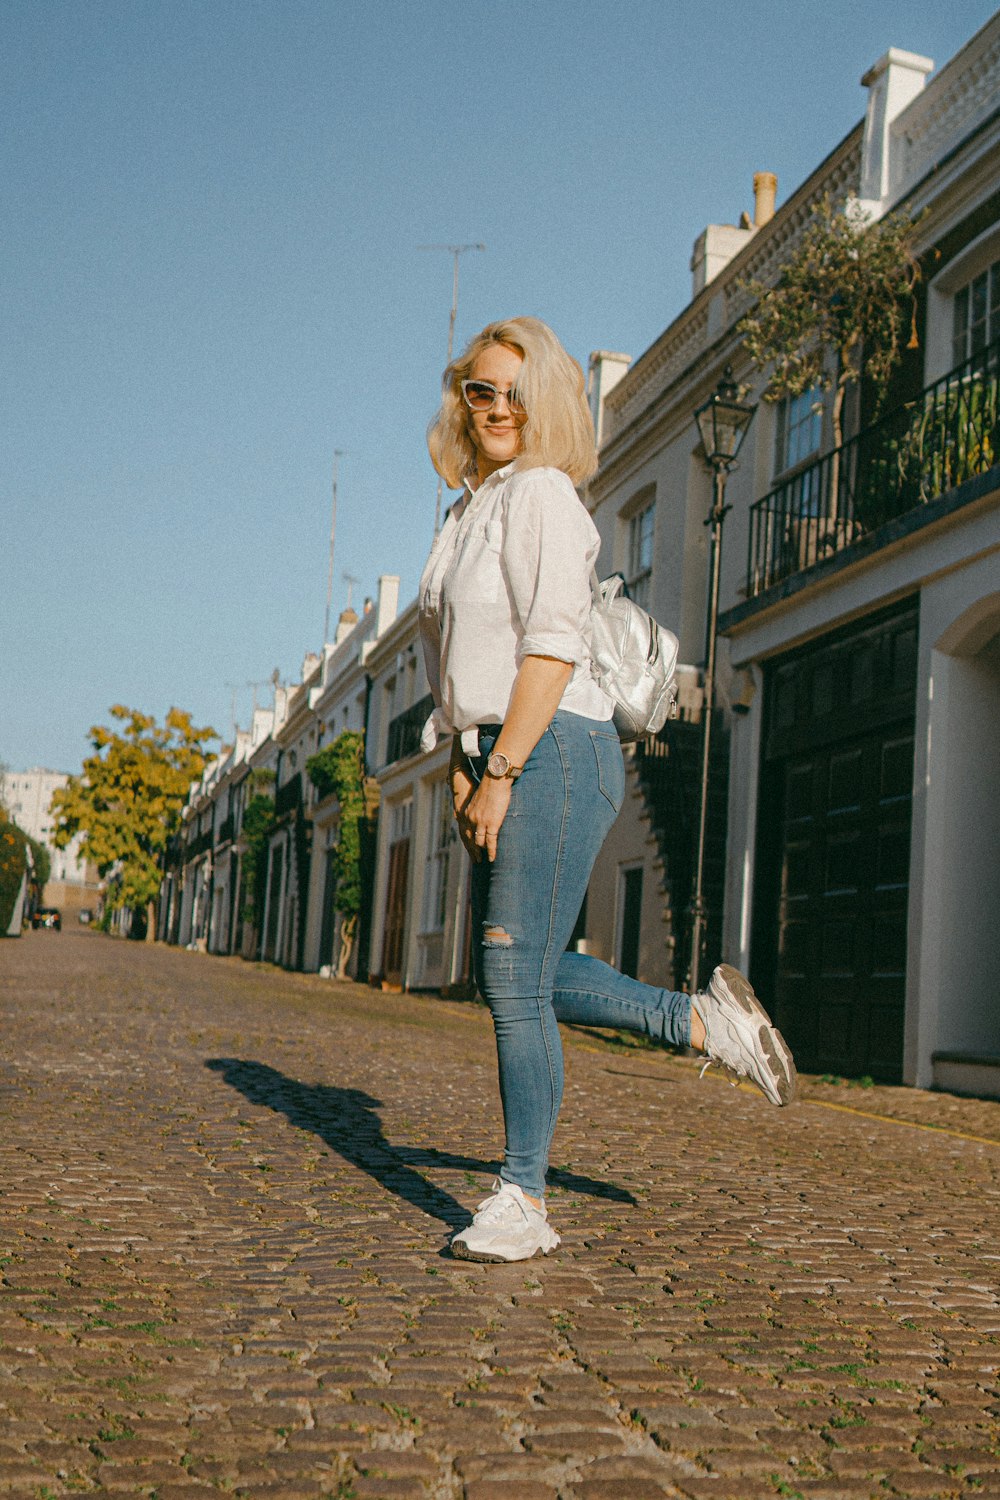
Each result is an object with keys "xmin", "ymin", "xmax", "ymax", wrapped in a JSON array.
[
  {"xmin": 756, "ymin": 601, "xmax": 917, "ymax": 1084},
  {"xmin": 779, "ymin": 918, "xmax": 812, "ymax": 976},
  {"xmin": 824, "ymin": 831, "xmax": 863, "ymax": 894},
  {"xmin": 828, "ymin": 747, "xmax": 864, "ymax": 812},
  {"xmin": 867, "ymin": 995, "xmax": 906, "ymax": 1074},
  {"xmin": 820, "ymin": 918, "xmax": 857, "ymax": 977},
  {"xmin": 816, "ymin": 999, "xmax": 856, "ymax": 1065},
  {"xmin": 871, "ymin": 914, "xmax": 908, "ymax": 976}
]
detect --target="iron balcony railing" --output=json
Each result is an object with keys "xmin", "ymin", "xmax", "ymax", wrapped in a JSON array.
[
  {"xmin": 747, "ymin": 339, "xmax": 1000, "ymax": 597},
  {"xmin": 386, "ymin": 692, "xmax": 435, "ymax": 765}
]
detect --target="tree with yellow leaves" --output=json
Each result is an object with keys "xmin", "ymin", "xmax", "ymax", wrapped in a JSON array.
[{"xmin": 52, "ymin": 705, "xmax": 216, "ymax": 939}]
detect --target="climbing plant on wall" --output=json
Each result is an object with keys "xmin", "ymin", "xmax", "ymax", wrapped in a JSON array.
[{"xmin": 306, "ymin": 730, "xmax": 367, "ymax": 978}]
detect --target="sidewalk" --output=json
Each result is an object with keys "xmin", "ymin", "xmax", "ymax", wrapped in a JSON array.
[{"xmin": 1, "ymin": 930, "xmax": 998, "ymax": 1500}]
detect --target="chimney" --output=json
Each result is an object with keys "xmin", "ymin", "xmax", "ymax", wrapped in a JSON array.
[
  {"xmin": 691, "ymin": 172, "xmax": 775, "ymax": 297},
  {"xmin": 374, "ymin": 574, "xmax": 400, "ymax": 638},
  {"xmin": 587, "ymin": 350, "xmax": 632, "ymax": 447},
  {"xmin": 334, "ymin": 607, "xmax": 359, "ymax": 645},
  {"xmin": 753, "ymin": 172, "xmax": 777, "ymax": 227},
  {"xmin": 859, "ymin": 49, "xmax": 933, "ymax": 210}
]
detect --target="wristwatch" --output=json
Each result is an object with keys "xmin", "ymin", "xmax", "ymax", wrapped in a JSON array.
[{"xmin": 485, "ymin": 751, "xmax": 524, "ymax": 781}]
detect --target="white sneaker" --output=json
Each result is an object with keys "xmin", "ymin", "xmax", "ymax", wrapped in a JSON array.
[
  {"xmin": 450, "ymin": 1179, "xmax": 560, "ymax": 1263},
  {"xmin": 693, "ymin": 964, "xmax": 797, "ymax": 1106}
]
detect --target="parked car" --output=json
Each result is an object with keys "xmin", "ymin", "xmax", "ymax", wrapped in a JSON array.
[
  {"xmin": 78, "ymin": 908, "xmax": 93, "ymax": 925},
  {"xmin": 32, "ymin": 907, "xmax": 62, "ymax": 931}
]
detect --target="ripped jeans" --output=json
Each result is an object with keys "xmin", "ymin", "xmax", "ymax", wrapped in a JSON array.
[{"xmin": 470, "ymin": 712, "xmax": 692, "ymax": 1198}]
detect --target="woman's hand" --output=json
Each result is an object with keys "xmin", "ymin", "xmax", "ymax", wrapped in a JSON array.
[
  {"xmin": 457, "ymin": 774, "xmax": 513, "ymax": 863},
  {"xmin": 450, "ymin": 762, "xmax": 477, "ymax": 858}
]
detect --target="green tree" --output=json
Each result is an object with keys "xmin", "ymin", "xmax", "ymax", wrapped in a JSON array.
[
  {"xmin": 51, "ymin": 705, "xmax": 216, "ymax": 939},
  {"xmin": 0, "ymin": 814, "xmax": 29, "ymax": 934},
  {"xmin": 737, "ymin": 197, "xmax": 923, "ymax": 451},
  {"xmin": 27, "ymin": 836, "xmax": 51, "ymax": 892},
  {"xmin": 306, "ymin": 731, "xmax": 369, "ymax": 978}
]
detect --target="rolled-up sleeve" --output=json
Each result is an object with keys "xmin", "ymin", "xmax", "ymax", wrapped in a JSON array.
[
  {"xmin": 418, "ymin": 609, "xmax": 443, "ymax": 708},
  {"xmin": 502, "ymin": 469, "xmax": 598, "ymax": 665}
]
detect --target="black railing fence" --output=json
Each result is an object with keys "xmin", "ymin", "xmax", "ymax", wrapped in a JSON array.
[
  {"xmin": 747, "ymin": 339, "xmax": 1000, "ymax": 597},
  {"xmin": 386, "ymin": 692, "xmax": 435, "ymax": 765}
]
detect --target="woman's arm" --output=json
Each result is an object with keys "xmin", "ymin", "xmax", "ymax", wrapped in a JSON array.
[{"xmin": 454, "ymin": 654, "xmax": 572, "ymax": 862}]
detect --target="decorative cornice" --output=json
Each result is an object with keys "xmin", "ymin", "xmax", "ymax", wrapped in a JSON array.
[
  {"xmin": 600, "ymin": 129, "xmax": 862, "ymax": 449},
  {"xmin": 890, "ymin": 14, "xmax": 1000, "ymax": 203}
]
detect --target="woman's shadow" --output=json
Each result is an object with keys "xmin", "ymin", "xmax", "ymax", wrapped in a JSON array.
[{"xmin": 205, "ymin": 1057, "xmax": 635, "ymax": 1232}]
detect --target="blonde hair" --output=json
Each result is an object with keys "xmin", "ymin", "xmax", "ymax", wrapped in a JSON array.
[{"xmin": 427, "ymin": 316, "xmax": 597, "ymax": 489}]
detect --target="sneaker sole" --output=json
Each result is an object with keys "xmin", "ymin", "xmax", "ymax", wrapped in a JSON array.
[
  {"xmin": 450, "ymin": 1234, "xmax": 560, "ymax": 1264},
  {"xmin": 713, "ymin": 965, "xmax": 797, "ymax": 1106}
]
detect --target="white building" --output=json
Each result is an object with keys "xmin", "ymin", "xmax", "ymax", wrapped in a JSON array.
[
  {"xmin": 586, "ymin": 17, "xmax": 1000, "ymax": 1096},
  {"xmin": 364, "ymin": 601, "xmax": 473, "ymax": 994},
  {"xmin": 301, "ymin": 574, "xmax": 400, "ymax": 977},
  {"xmin": 2, "ymin": 767, "xmax": 93, "ymax": 892}
]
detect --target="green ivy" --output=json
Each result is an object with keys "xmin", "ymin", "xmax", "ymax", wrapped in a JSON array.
[
  {"xmin": 306, "ymin": 731, "xmax": 367, "ymax": 975},
  {"xmin": 241, "ymin": 793, "xmax": 277, "ymax": 924}
]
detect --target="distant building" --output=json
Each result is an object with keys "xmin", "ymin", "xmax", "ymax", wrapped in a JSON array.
[{"xmin": 2, "ymin": 767, "xmax": 97, "ymax": 906}]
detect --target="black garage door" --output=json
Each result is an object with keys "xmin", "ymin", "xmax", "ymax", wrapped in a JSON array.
[{"xmin": 752, "ymin": 600, "xmax": 918, "ymax": 1082}]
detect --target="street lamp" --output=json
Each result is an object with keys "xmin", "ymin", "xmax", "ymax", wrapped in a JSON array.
[{"xmin": 687, "ymin": 366, "xmax": 756, "ymax": 992}]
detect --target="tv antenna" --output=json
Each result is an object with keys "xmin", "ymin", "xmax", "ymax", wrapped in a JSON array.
[
  {"xmin": 324, "ymin": 449, "xmax": 346, "ymax": 645},
  {"xmin": 419, "ymin": 242, "xmax": 485, "ymax": 534}
]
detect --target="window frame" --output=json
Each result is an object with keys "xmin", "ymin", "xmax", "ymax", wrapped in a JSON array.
[
  {"xmin": 626, "ymin": 499, "xmax": 655, "ymax": 608},
  {"xmin": 774, "ymin": 385, "xmax": 824, "ymax": 480}
]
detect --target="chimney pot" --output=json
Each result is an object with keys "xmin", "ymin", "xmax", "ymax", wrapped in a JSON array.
[{"xmin": 753, "ymin": 171, "xmax": 777, "ymax": 227}]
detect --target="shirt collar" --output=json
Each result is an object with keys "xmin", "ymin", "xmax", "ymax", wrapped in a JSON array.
[{"xmin": 464, "ymin": 460, "xmax": 517, "ymax": 497}]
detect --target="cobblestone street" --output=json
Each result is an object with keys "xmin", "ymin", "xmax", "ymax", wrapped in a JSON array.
[{"xmin": 1, "ymin": 930, "xmax": 999, "ymax": 1500}]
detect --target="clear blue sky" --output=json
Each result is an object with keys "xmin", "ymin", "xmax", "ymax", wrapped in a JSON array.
[{"xmin": 3, "ymin": 0, "xmax": 995, "ymax": 773}]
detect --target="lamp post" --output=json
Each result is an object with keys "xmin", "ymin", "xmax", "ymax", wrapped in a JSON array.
[{"xmin": 687, "ymin": 366, "xmax": 757, "ymax": 992}]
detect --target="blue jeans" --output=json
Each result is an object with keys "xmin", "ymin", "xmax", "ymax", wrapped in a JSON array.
[{"xmin": 470, "ymin": 712, "xmax": 692, "ymax": 1198}]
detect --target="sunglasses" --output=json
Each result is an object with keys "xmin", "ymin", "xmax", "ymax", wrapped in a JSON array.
[{"xmin": 460, "ymin": 379, "xmax": 527, "ymax": 418}]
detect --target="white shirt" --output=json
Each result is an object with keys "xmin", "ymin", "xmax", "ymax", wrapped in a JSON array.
[{"xmin": 418, "ymin": 463, "xmax": 613, "ymax": 750}]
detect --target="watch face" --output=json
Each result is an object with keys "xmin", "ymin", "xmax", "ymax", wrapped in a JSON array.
[{"xmin": 487, "ymin": 751, "xmax": 509, "ymax": 778}]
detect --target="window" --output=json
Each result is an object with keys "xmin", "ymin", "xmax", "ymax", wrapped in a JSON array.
[
  {"xmin": 627, "ymin": 501, "xmax": 654, "ymax": 608},
  {"xmin": 952, "ymin": 257, "xmax": 1000, "ymax": 367},
  {"xmin": 421, "ymin": 780, "xmax": 451, "ymax": 933},
  {"xmin": 775, "ymin": 386, "xmax": 823, "ymax": 475}
]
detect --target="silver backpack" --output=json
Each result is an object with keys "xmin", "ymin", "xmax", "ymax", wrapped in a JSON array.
[{"xmin": 588, "ymin": 571, "xmax": 679, "ymax": 742}]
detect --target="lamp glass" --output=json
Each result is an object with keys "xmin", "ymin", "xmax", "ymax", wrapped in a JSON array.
[{"xmin": 695, "ymin": 371, "xmax": 756, "ymax": 467}]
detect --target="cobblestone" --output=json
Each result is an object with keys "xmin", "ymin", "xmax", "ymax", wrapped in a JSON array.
[{"xmin": 2, "ymin": 930, "xmax": 1000, "ymax": 1499}]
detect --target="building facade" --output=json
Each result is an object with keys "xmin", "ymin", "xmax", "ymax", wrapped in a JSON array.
[{"xmin": 586, "ymin": 21, "xmax": 1000, "ymax": 1096}]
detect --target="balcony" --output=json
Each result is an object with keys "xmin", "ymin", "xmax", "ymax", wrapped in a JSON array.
[
  {"xmin": 386, "ymin": 693, "xmax": 435, "ymax": 766},
  {"xmin": 746, "ymin": 340, "xmax": 1000, "ymax": 598}
]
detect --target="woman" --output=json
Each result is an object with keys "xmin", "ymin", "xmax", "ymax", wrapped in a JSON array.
[{"xmin": 419, "ymin": 317, "xmax": 795, "ymax": 1264}]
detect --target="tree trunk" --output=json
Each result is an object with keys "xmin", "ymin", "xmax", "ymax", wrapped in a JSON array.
[
  {"xmin": 146, "ymin": 899, "xmax": 157, "ymax": 942},
  {"xmin": 827, "ymin": 371, "xmax": 852, "ymax": 540},
  {"xmin": 336, "ymin": 914, "xmax": 357, "ymax": 979}
]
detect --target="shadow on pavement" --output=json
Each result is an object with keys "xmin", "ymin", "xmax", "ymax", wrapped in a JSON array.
[{"xmin": 205, "ymin": 1057, "xmax": 635, "ymax": 1231}]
